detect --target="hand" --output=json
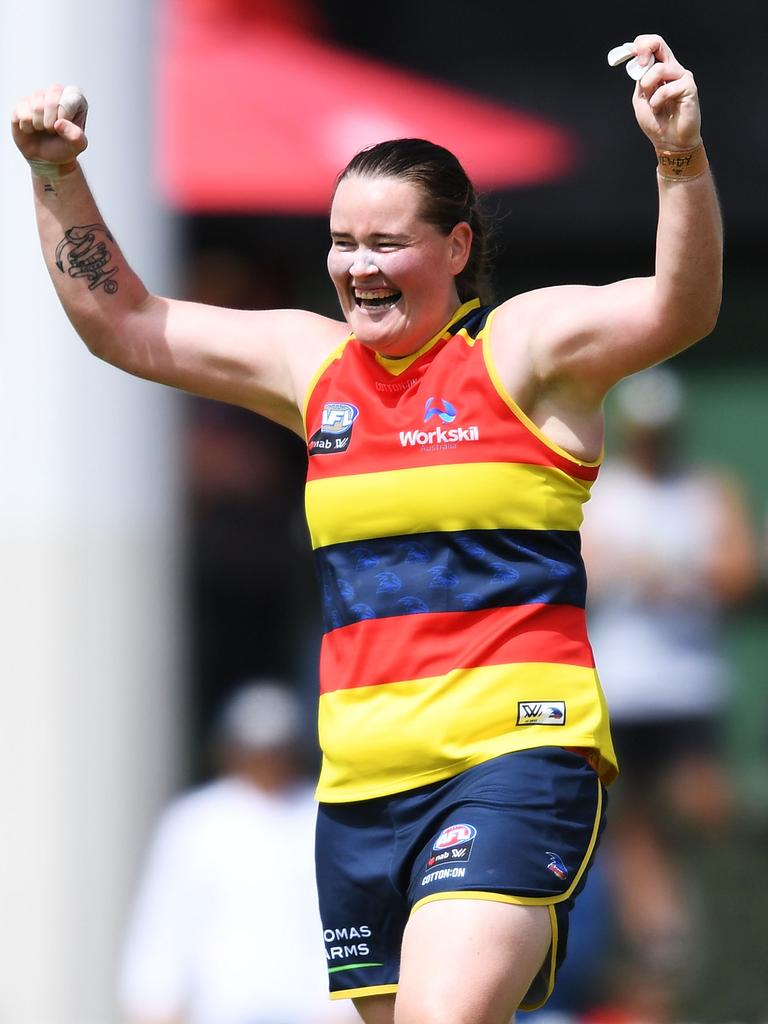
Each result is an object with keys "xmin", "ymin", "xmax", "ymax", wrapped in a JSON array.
[
  {"xmin": 11, "ymin": 83, "xmax": 88, "ymax": 171},
  {"xmin": 629, "ymin": 35, "xmax": 702, "ymax": 151}
]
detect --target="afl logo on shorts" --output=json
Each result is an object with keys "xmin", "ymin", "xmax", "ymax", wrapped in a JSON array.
[
  {"xmin": 433, "ymin": 823, "xmax": 477, "ymax": 850},
  {"xmin": 426, "ymin": 823, "xmax": 477, "ymax": 871},
  {"xmin": 309, "ymin": 402, "xmax": 359, "ymax": 456}
]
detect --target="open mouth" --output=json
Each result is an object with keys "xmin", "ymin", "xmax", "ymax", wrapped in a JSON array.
[{"xmin": 354, "ymin": 289, "xmax": 402, "ymax": 310}]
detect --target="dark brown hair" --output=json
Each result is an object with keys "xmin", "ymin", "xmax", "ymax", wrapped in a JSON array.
[{"xmin": 336, "ymin": 138, "xmax": 493, "ymax": 305}]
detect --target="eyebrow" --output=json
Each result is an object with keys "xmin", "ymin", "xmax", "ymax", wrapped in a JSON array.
[{"xmin": 330, "ymin": 231, "xmax": 411, "ymax": 242}]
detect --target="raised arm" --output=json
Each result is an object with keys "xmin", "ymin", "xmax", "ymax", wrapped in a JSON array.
[
  {"xmin": 493, "ymin": 35, "xmax": 722, "ymax": 418},
  {"xmin": 11, "ymin": 84, "xmax": 346, "ymax": 435}
]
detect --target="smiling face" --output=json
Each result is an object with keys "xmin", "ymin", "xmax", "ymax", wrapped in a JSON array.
[{"xmin": 327, "ymin": 174, "xmax": 471, "ymax": 358}]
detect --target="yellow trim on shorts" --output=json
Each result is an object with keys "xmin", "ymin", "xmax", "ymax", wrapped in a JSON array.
[
  {"xmin": 411, "ymin": 889, "xmax": 541, "ymax": 913},
  {"xmin": 330, "ymin": 983, "xmax": 398, "ymax": 1001}
]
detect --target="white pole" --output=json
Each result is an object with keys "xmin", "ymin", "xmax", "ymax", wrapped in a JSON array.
[{"xmin": 0, "ymin": 4, "xmax": 183, "ymax": 1021}]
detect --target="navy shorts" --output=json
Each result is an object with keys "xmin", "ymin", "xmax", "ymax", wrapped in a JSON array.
[{"xmin": 316, "ymin": 747, "xmax": 606, "ymax": 1010}]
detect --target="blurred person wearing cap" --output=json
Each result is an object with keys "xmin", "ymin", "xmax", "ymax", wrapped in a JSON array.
[
  {"xmin": 119, "ymin": 681, "xmax": 355, "ymax": 1024},
  {"xmin": 580, "ymin": 367, "xmax": 758, "ymax": 1021}
]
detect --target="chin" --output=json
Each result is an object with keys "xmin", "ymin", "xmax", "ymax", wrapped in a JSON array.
[{"xmin": 350, "ymin": 306, "xmax": 404, "ymax": 344}]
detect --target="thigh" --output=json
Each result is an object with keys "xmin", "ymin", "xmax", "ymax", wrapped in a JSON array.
[{"xmin": 396, "ymin": 899, "xmax": 552, "ymax": 1024}]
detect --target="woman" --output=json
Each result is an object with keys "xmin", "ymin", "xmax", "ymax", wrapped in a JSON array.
[{"xmin": 12, "ymin": 33, "xmax": 721, "ymax": 1024}]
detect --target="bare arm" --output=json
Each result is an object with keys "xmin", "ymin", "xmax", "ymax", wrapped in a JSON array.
[
  {"xmin": 492, "ymin": 35, "xmax": 722, "ymax": 435},
  {"xmin": 11, "ymin": 85, "xmax": 346, "ymax": 435}
]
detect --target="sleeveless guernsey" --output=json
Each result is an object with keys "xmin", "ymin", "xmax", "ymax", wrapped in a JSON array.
[{"xmin": 303, "ymin": 299, "xmax": 617, "ymax": 802}]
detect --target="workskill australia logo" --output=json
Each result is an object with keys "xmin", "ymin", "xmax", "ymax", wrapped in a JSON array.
[
  {"xmin": 309, "ymin": 402, "xmax": 359, "ymax": 455},
  {"xmin": 424, "ymin": 396, "xmax": 457, "ymax": 423},
  {"xmin": 399, "ymin": 397, "xmax": 479, "ymax": 449},
  {"xmin": 516, "ymin": 701, "xmax": 566, "ymax": 726}
]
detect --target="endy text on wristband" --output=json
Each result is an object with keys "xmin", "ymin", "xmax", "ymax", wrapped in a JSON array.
[{"xmin": 656, "ymin": 144, "xmax": 708, "ymax": 182}]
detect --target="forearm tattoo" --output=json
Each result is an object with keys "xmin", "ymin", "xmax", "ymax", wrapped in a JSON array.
[{"xmin": 54, "ymin": 224, "xmax": 119, "ymax": 294}]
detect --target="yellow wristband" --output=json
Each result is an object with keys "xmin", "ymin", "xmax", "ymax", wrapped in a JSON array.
[{"xmin": 656, "ymin": 144, "xmax": 708, "ymax": 181}]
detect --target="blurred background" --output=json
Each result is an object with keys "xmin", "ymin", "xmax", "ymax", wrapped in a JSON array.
[{"xmin": 1, "ymin": 1, "xmax": 766, "ymax": 1021}]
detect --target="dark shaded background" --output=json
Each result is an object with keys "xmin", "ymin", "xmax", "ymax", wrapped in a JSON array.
[{"xmin": 187, "ymin": 2, "xmax": 767, "ymax": 352}]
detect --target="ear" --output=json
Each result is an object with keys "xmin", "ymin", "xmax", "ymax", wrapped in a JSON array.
[{"xmin": 448, "ymin": 221, "xmax": 473, "ymax": 275}]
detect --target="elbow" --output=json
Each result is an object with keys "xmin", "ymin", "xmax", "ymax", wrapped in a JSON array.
[
  {"xmin": 80, "ymin": 325, "xmax": 115, "ymax": 362},
  {"xmin": 75, "ymin": 291, "xmax": 158, "ymax": 374},
  {"xmin": 697, "ymin": 284, "xmax": 723, "ymax": 339},
  {"xmin": 75, "ymin": 317, "xmax": 130, "ymax": 368},
  {"xmin": 664, "ymin": 290, "xmax": 722, "ymax": 351},
  {"xmin": 689, "ymin": 304, "xmax": 720, "ymax": 345},
  {"xmin": 656, "ymin": 263, "xmax": 723, "ymax": 348}
]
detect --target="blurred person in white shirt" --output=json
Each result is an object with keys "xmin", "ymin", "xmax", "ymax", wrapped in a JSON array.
[{"xmin": 119, "ymin": 680, "xmax": 355, "ymax": 1024}]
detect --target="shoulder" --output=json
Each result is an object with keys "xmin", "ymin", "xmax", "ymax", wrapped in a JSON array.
[
  {"xmin": 489, "ymin": 279, "xmax": 662, "ymax": 401},
  {"xmin": 486, "ymin": 284, "xmax": 598, "ymax": 381},
  {"xmin": 280, "ymin": 309, "xmax": 350, "ymax": 382},
  {"xmin": 490, "ymin": 285, "xmax": 597, "ymax": 334},
  {"xmin": 483, "ymin": 284, "xmax": 603, "ymax": 404},
  {"xmin": 255, "ymin": 308, "xmax": 349, "ymax": 359}
]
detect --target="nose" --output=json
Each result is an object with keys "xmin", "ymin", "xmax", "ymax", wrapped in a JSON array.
[{"xmin": 350, "ymin": 249, "xmax": 379, "ymax": 277}]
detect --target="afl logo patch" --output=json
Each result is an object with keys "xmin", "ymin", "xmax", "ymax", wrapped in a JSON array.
[
  {"xmin": 433, "ymin": 823, "xmax": 477, "ymax": 850},
  {"xmin": 322, "ymin": 402, "xmax": 359, "ymax": 433},
  {"xmin": 309, "ymin": 402, "xmax": 359, "ymax": 455},
  {"xmin": 426, "ymin": 822, "xmax": 477, "ymax": 872}
]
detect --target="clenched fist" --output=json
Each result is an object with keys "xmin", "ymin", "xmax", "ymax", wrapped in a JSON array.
[{"xmin": 11, "ymin": 83, "xmax": 89, "ymax": 177}]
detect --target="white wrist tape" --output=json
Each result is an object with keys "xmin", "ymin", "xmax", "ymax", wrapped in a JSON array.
[{"xmin": 27, "ymin": 158, "xmax": 71, "ymax": 179}]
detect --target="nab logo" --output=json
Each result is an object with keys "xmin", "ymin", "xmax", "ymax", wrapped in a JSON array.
[
  {"xmin": 517, "ymin": 701, "xmax": 566, "ymax": 726},
  {"xmin": 322, "ymin": 402, "xmax": 359, "ymax": 433},
  {"xmin": 433, "ymin": 823, "xmax": 477, "ymax": 850},
  {"xmin": 424, "ymin": 396, "xmax": 457, "ymax": 424}
]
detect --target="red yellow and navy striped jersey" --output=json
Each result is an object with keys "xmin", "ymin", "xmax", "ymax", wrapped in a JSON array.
[{"xmin": 303, "ymin": 299, "xmax": 617, "ymax": 802}]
